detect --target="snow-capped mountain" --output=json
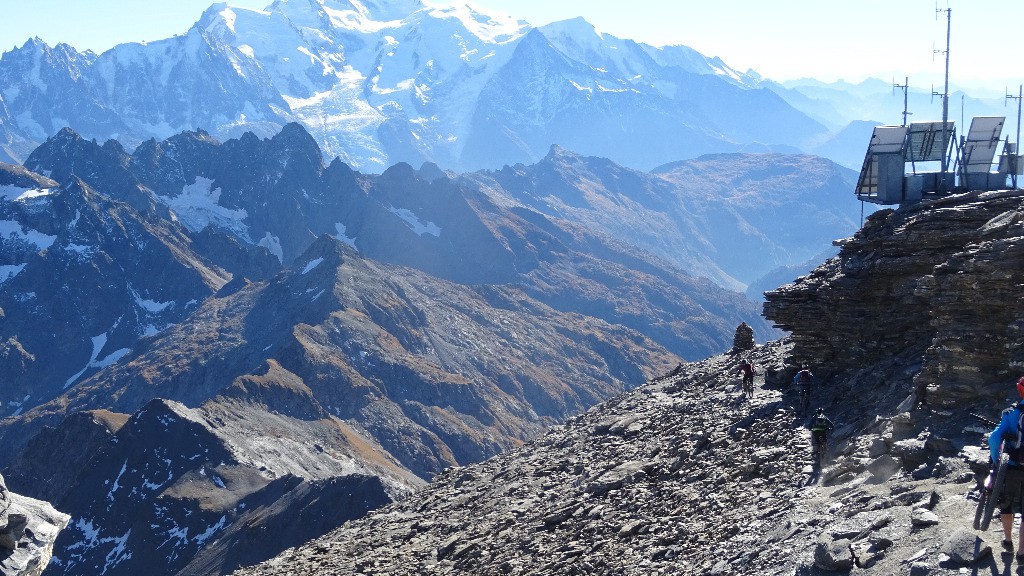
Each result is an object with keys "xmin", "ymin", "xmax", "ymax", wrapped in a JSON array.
[
  {"xmin": 0, "ymin": 155, "xmax": 268, "ymax": 419},
  {"xmin": 0, "ymin": 0, "xmax": 826, "ymax": 172}
]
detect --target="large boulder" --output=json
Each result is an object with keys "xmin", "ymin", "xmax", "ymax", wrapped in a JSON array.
[{"xmin": 0, "ymin": 473, "xmax": 69, "ymax": 576}]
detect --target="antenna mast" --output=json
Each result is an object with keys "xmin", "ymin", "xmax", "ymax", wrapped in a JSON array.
[
  {"xmin": 1008, "ymin": 85, "xmax": 1023, "ymax": 189},
  {"xmin": 935, "ymin": 6, "xmax": 951, "ymax": 189},
  {"xmin": 893, "ymin": 77, "xmax": 911, "ymax": 126}
]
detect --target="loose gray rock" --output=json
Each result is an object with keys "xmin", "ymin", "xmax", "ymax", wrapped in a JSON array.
[
  {"xmin": 0, "ymin": 514, "xmax": 26, "ymax": 551},
  {"xmin": 940, "ymin": 528, "xmax": 990, "ymax": 565},
  {"xmin": 911, "ymin": 508, "xmax": 940, "ymax": 527},
  {"xmin": 814, "ymin": 537, "xmax": 854, "ymax": 571},
  {"xmin": 0, "ymin": 491, "xmax": 69, "ymax": 576},
  {"xmin": 868, "ymin": 454, "xmax": 903, "ymax": 481},
  {"xmin": 852, "ymin": 539, "xmax": 890, "ymax": 569}
]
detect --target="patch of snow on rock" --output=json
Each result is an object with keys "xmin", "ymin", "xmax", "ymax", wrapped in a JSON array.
[
  {"xmin": 258, "ymin": 232, "xmax": 283, "ymax": 263},
  {"xmin": 159, "ymin": 177, "xmax": 250, "ymax": 240},
  {"xmin": 334, "ymin": 223, "xmax": 358, "ymax": 249},
  {"xmin": 301, "ymin": 257, "xmax": 324, "ymax": 275},
  {"xmin": 388, "ymin": 206, "xmax": 440, "ymax": 236},
  {"xmin": 0, "ymin": 218, "xmax": 58, "ymax": 250}
]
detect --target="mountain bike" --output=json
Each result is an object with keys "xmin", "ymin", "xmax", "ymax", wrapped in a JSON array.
[
  {"xmin": 974, "ymin": 452, "xmax": 1009, "ymax": 531},
  {"xmin": 972, "ymin": 412, "xmax": 1009, "ymax": 531},
  {"xmin": 811, "ymin": 432, "xmax": 827, "ymax": 468},
  {"xmin": 799, "ymin": 386, "xmax": 811, "ymax": 415},
  {"xmin": 741, "ymin": 373, "xmax": 754, "ymax": 398}
]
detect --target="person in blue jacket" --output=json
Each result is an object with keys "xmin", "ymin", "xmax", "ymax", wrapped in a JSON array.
[{"xmin": 989, "ymin": 376, "xmax": 1024, "ymax": 558}]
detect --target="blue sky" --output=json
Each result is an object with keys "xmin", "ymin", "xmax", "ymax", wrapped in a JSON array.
[{"xmin": 0, "ymin": 0, "xmax": 1020, "ymax": 92}]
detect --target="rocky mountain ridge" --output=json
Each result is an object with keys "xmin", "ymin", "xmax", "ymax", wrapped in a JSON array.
[
  {"xmin": 3, "ymin": 121, "xmax": 860, "ymax": 423},
  {"xmin": 230, "ymin": 187, "xmax": 1024, "ymax": 575},
  {"xmin": 461, "ymin": 147, "xmax": 862, "ymax": 290},
  {"xmin": 1, "ymin": 232, "xmax": 681, "ymax": 575}
]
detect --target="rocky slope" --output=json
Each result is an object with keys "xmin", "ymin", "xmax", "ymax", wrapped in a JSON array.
[
  {"xmin": 231, "ymin": 188, "xmax": 1024, "ymax": 575},
  {"xmin": 35, "ymin": 394, "xmax": 418, "ymax": 576},
  {"xmin": 1, "ymin": 236, "xmax": 681, "ymax": 575},
  {"xmin": 228, "ymin": 341, "xmax": 990, "ymax": 576}
]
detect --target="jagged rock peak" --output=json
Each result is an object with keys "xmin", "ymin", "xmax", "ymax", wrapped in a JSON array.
[
  {"xmin": 544, "ymin": 143, "xmax": 571, "ymax": 160},
  {"xmin": 25, "ymin": 127, "xmax": 129, "ymax": 173},
  {"xmin": 296, "ymin": 233, "xmax": 351, "ymax": 269},
  {"xmin": 379, "ymin": 161, "xmax": 418, "ymax": 182},
  {"xmin": 165, "ymin": 128, "xmax": 220, "ymax": 146},
  {"xmin": 271, "ymin": 122, "xmax": 322, "ymax": 153}
]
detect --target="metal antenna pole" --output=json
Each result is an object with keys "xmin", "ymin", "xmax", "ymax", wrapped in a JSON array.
[
  {"xmin": 936, "ymin": 6, "xmax": 951, "ymax": 190},
  {"xmin": 893, "ymin": 77, "xmax": 911, "ymax": 126},
  {"xmin": 1007, "ymin": 85, "xmax": 1023, "ymax": 189}
]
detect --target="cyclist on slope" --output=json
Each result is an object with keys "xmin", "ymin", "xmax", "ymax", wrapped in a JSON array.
[
  {"xmin": 736, "ymin": 358, "xmax": 755, "ymax": 398},
  {"xmin": 793, "ymin": 366, "xmax": 814, "ymax": 413},
  {"xmin": 809, "ymin": 407, "xmax": 833, "ymax": 465}
]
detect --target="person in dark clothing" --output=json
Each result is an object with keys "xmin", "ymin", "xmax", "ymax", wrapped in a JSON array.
[
  {"xmin": 989, "ymin": 376, "xmax": 1024, "ymax": 559},
  {"xmin": 736, "ymin": 359, "xmax": 755, "ymax": 397},
  {"xmin": 809, "ymin": 407, "xmax": 833, "ymax": 465},
  {"xmin": 793, "ymin": 367, "xmax": 814, "ymax": 413}
]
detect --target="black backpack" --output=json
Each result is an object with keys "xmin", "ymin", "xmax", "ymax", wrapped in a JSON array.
[{"xmin": 1003, "ymin": 403, "xmax": 1024, "ymax": 462}]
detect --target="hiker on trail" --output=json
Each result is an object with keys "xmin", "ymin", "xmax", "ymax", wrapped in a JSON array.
[
  {"xmin": 736, "ymin": 359, "xmax": 755, "ymax": 397},
  {"xmin": 809, "ymin": 407, "xmax": 834, "ymax": 464},
  {"xmin": 988, "ymin": 376, "xmax": 1024, "ymax": 557}
]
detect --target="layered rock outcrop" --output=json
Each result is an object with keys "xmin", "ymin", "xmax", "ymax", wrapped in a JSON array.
[{"xmin": 764, "ymin": 189, "xmax": 1024, "ymax": 410}]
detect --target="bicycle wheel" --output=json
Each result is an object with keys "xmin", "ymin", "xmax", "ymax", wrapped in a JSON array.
[
  {"xmin": 980, "ymin": 455, "xmax": 1010, "ymax": 531},
  {"xmin": 973, "ymin": 487, "xmax": 989, "ymax": 530}
]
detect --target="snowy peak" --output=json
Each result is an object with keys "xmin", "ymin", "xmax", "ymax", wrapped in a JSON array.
[
  {"xmin": 265, "ymin": 0, "xmax": 425, "ymax": 31},
  {"xmin": 329, "ymin": 0, "xmax": 425, "ymax": 23},
  {"xmin": 422, "ymin": 1, "xmax": 527, "ymax": 44}
]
